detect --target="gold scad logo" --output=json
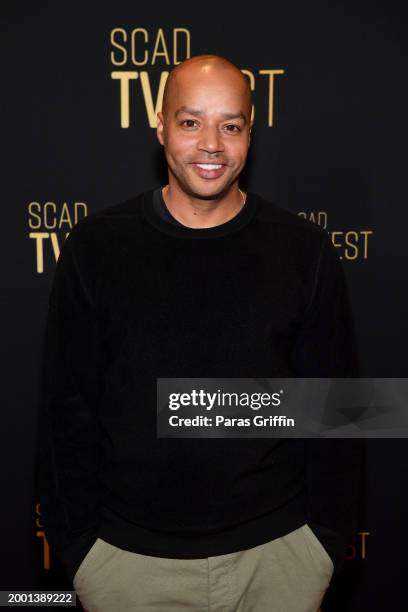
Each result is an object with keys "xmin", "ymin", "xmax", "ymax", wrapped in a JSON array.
[
  {"xmin": 298, "ymin": 211, "xmax": 373, "ymax": 261},
  {"xmin": 28, "ymin": 200, "xmax": 87, "ymax": 273},
  {"xmin": 109, "ymin": 27, "xmax": 285, "ymax": 128}
]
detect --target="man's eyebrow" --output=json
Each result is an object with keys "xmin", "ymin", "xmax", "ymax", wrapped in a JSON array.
[{"xmin": 174, "ymin": 106, "xmax": 247, "ymax": 124}]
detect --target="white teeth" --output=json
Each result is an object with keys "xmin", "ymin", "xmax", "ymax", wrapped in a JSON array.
[{"xmin": 196, "ymin": 164, "xmax": 222, "ymax": 170}]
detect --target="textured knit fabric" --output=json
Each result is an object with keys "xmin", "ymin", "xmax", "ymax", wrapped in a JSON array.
[{"xmin": 37, "ymin": 187, "xmax": 364, "ymax": 587}]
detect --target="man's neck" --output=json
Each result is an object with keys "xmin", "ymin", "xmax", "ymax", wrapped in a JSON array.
[{"xmin": 162, "ymin": 183, "xmax": 246, "ymax": 229}]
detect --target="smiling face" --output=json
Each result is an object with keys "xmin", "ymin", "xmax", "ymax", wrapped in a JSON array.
[{"xmin": 156, "ymin": 56, "xmax": 253, "ymax": 200}]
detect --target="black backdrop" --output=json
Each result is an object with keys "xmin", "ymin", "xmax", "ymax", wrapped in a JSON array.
[{"xmin": 2, "ymin": 1, "xmax": 408, "ymax": 609}]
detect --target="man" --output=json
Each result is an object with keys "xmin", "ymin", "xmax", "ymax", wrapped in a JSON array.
[{"xmin": 37, "ymin": 54, "xmax": 364, "ymax": 611}]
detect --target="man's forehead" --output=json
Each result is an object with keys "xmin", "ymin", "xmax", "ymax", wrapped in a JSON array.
[
  {"xmin": 169, "ymin": 73, "xmax": 249, "ymax": 102},
  {"xmin": 174, "ymin": 105, "xmax": 248, "ymax": 123},
  {"xmin": 162, "ymin": 58, "xmax": 251, "ymax": 117}
]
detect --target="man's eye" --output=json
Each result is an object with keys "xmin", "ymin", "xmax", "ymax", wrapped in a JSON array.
[
  {"xmin": 181, "ymin": 120, "xmax": 197, "ymax": 128},
  {"xmin": 180, "ymin": 120, "xmax": 241, "ymax": 131}
]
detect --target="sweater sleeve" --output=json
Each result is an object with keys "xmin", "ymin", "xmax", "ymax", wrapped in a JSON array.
[
  {"xmin": 291, "ymin": 230, "xmax": 365, "ymax": 577},
  {"xmin": 36, "ymin": 224, "xmax": 105, "ymax": 586}
]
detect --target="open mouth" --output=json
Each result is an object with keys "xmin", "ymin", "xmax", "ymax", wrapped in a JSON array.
[{"xmin": 191, "ymin": 163, "xmax": 227, "ymax": 179}]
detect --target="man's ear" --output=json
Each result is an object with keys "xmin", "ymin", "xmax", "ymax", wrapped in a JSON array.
[{"xmin": 156, "ymin": 111, "xmax": 164, "ymax": 145}]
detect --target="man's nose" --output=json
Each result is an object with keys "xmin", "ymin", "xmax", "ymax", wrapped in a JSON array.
[{"xmin": 197, "ymin": 125, "xmax": 224, "ymax": 153}]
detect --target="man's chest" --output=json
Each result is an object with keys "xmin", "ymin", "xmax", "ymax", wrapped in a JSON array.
[{"xmin": 98, "ymin": 243, "xmax": 312, "ymax": 376}]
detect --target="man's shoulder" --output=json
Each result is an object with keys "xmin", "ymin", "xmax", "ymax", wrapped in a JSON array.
[
  {"xmin": 59, "ymin": 190, "xmax": 150, "ymax": 272},
  {"xmin": 63, "ymin": 190, "xmax": 150, "ymax": 254},
  {"xmin": 55, "ymin": 191, "xmax": 150, "ymax": 295},
  {"xmin": 251, "ymin": 192, "xmax": 333, "ymax": 270},
  {"xmin": 72, "ymin": 191, "xmax": 146, "ymax": 233},
  {"xmin": 254, "ymin": 192, "xmax": 325, "ymax": 238}
]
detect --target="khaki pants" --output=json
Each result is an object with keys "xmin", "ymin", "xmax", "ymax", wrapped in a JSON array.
[{"xmin": 73, "ymin": 523, "xmax": 334, "ymax": 612}]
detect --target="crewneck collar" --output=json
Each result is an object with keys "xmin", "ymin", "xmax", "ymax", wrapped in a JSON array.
[{"xmin": 141, "ymin": 187, "xmax": 259, "ymax": 240}]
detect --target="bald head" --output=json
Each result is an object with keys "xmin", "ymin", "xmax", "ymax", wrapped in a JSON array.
[{"xmin": 162, "ymin": 54, "xmax": 252, "ymax": 122}]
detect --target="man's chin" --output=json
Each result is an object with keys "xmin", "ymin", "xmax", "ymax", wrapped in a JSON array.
[{"xmin": 182, "ymin": 179, "xmax": 233, "ymax": 201}]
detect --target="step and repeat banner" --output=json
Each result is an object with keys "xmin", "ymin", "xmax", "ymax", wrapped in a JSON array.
[{"xmin": 2, "ymin": 1, "xmax": 407, "ymax": 610}]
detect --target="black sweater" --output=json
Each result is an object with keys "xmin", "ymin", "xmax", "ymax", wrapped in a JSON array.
[{"xmin": 37, "ymin": 187, "xmax": 364, "ymax": 586}]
